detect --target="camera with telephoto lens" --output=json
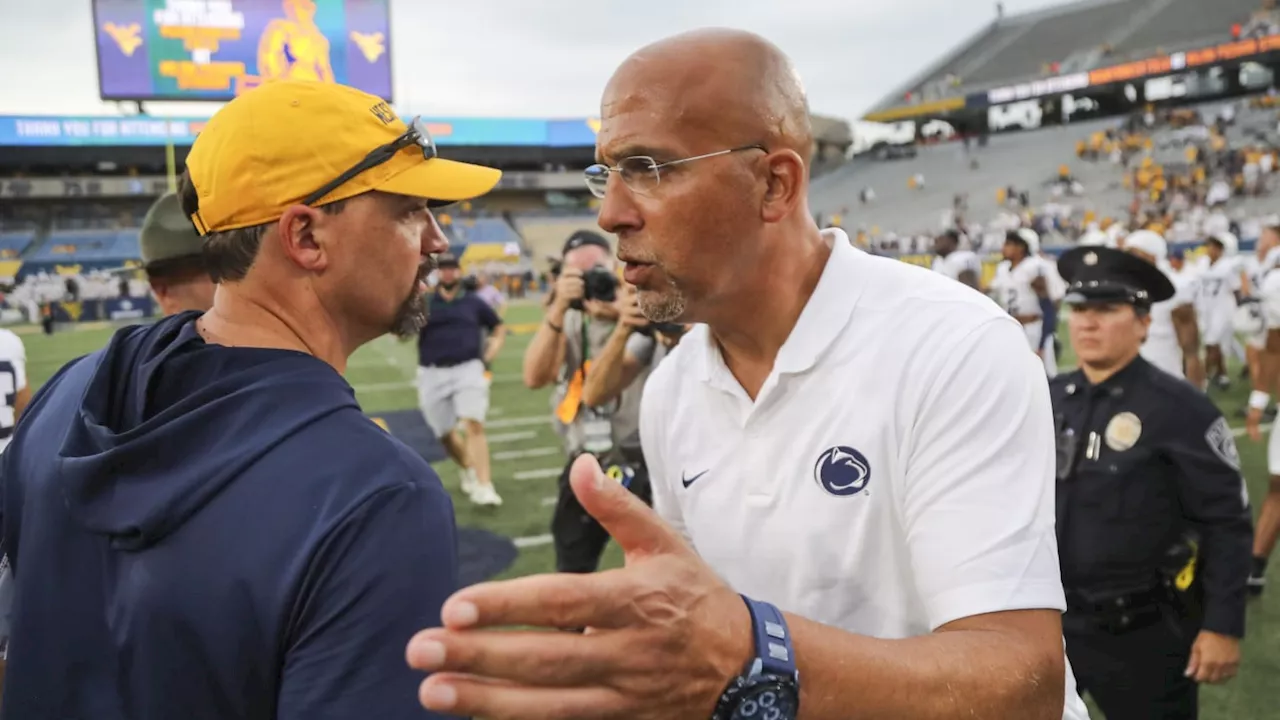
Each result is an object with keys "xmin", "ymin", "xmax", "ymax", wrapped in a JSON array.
[{"xmin": 570, "ymin": 265, "xmax": 619, "ymax": 310}]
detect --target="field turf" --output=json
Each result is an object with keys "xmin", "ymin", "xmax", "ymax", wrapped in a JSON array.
[{"xmin": 13, "ymin": 304, "xmax": 1280, "ymax": 719}]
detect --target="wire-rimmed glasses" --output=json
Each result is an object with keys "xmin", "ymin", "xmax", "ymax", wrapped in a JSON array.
[{"xmin": 583, "ymin": 144, "xmax": 768, "ymax": 199}]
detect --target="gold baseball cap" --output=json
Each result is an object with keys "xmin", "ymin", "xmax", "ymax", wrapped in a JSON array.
[{"xmin": 185, "ymin": 80, "xmax": 502, "ymax": 235}]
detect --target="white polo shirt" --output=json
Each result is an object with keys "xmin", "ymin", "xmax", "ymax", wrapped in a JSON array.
[{"xmin": 640, "ymin": 228, "xmax": 1087, "ymax": 719}]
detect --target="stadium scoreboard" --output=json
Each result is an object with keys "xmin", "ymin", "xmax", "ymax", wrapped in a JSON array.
[{"xmin": 91, "ymin": 0, "xmax": 393, "ymax": 102}]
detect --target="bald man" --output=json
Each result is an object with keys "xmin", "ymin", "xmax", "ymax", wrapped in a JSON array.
[{"xmin": 407, "ymin": 30, "xmax": 1084, "ymax": 720}]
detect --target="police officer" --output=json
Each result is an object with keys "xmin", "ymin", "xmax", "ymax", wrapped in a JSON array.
[
  {"xmin": 137, "ymin": 192, "xmax": 216, "ymax": 315},
  {"xmin": 1052, "ymin": 246, "xmax": 1253, "ymax": 719}
]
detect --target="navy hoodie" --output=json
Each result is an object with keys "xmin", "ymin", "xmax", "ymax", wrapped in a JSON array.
[{"xmin": 0, "ymin": 313, "xmax": 460, "ymax": 720}]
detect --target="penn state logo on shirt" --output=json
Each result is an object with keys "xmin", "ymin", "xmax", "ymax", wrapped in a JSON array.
[{"xmin": 813, "ymin": 446, "xmax": 871, "ymax": 497}]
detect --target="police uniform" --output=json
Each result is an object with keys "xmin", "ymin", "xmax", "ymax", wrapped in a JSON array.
[{"xmin": 1052, "ymin": 247, "xmax": 1253, "ymax": 719}]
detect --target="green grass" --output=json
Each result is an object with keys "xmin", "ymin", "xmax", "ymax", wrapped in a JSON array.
[{"xmin": 15, "ymin": 310, "xmax": 1280, "ymax": 719}]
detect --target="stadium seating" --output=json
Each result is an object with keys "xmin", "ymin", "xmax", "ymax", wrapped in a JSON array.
[
  {"xmin": 963, "ymin": 1, "xmax": 1147, "ymax": 87},
  {"xmin": 1112, "ymin": 0, "xmax": 1262, "ymax": 58},
  {"xmin": 30, "ymin": 229, "xmax": 141, "ymax": 263},
  {"xmin": 0, "ymin": 231, "xmax": 34, "ymax": 260},
  {"xmin": 511, "ymin": 214, "xmax": 612, "ymax": 271},
  {"xmin": 810, "ymin": 116, "xmax": 1128, "ymax": 237}
]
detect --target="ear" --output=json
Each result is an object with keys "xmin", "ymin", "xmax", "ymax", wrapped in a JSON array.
[
  {"xmin": 276, "ymin": 205, "xmax": 330, "ymax": 273},
  {"xmin": 760, "ymin": 149, "xmax": 807, "ymax": 224}
]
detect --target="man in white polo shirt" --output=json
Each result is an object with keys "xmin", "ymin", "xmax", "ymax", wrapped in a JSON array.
[{"xmin": 407, "ymin": 28, "xmax": 1086, "ymax": 720}]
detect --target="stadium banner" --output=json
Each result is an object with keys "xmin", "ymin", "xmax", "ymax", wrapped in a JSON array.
[
  {"xmin": 0, "ymin": 115, "xmax": 603, "ymax": 148},
  {"xmin": 1088, "ymin": 34, "xmax": 1280, "ymax": 87},
  {"xmin": 986, "ymin": 72, "xmax": 1089, "ymax": 105},
  {"xmin": 91, "ymin": 0, "xmax": 393, "ymax": 102}
]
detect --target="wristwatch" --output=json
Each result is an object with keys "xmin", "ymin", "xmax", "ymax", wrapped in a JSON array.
[{"xmin": 711, "ymin": 595, "xmax": 801, "ymax": 720}]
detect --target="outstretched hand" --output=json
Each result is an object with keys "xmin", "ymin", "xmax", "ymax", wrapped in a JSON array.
[{"xmin": 406, "ymin": 454, "xmax": 752, "ymax": 720}]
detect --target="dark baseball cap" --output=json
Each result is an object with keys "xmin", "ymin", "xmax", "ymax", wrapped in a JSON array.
[
  {"xmin": 140, "ymin": 192, "xmax": 205, "ymax": 272},
  {"xmin": 562, "ymin": 230, "xmax": 611, "ymax": 257},
  {"xmin": 436, "ymin": 252, "xmax": 460, "ymax": 269}
]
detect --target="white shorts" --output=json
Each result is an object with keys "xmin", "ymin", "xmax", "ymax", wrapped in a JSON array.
[
  {"xmin": 1201, "ymin": 302, "xmax": 1236, "ymax": 346},
  {"xmin": 1247, "ymin": 330, "xmax": 1267, "ymax": 351},
  {"xmin": 417, "ymin": 360, "xmax": 490, "ymax": 437},
  {"xmin": 1269, "ymin": 419, "xmax": 1280, "ymax": 476},
  {"xmin": 1141, "ymin": 339, "xmax": 1184, "ymax": 379},
  {"xmin": 1021, "ymin": 319, "xmax": 1044, "ymax": 353}
]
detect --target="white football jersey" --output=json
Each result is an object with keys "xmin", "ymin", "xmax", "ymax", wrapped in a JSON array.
[
  {"xmin": 0, "ymin": 329, "xmax": 28, "ymax": 453},
  {"xmin": 1198, "ymin": 255, "xmax": 1241, "ymax": 304},
  {"xmin": 1141, "ymin": 264, "xmax": 1199, "ymax": 379},
  {"xmin": 931, "ymin": 250, "xmax": 980, "ymax": 283},
  {"xmin": 991, "ymin": 257, "xmax": 1047, "ymax": 318},
  {"xmin": 1243, "ymin": 247, "xmax": 1280, "ymax": 297}
]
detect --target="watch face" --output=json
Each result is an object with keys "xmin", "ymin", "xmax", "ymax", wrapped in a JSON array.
[{"xmin": 731, "ymin": 681, "xmax": 799, "ymax": 720}]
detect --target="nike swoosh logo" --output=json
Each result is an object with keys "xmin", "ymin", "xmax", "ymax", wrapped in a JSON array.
[{"xmin": 681, "ymin": 470, "xmax": 709, "ymax": 488}]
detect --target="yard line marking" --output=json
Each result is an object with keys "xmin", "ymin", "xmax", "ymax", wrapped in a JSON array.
[
  {"xmin": 514, "ymin": 468, "xmax": 563, "ymax": 481},
  {"xmin": 487, "ymin": 415, "xmax": 551, "ymax": 429},
  {"xmin": 513, "ymin": 533, "xmax": 553, "ymax": 548},
  {"xmin": 540, "ymin": 496, "xmax": 558, "ymax": 507},
  {"xmin": 487, "ymin": 430, "xmax": 537, "ymax": 444},
  {"xmin": 493, "ymin": 447, "xmax": 560, "ymax": 461}
]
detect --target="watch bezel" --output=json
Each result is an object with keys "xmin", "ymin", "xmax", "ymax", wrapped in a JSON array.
[{"xmin": 712, "ymin": 660, "xmax": 801, "ymax": 720}]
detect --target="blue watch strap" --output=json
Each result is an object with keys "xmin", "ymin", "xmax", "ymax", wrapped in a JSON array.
[{"xmin": 741, "ymin": 595, "xmax": 797, "ymax": 678}]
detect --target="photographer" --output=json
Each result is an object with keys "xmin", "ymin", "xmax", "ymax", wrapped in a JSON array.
[
  {"xmin": 522, "ymin": 231, "xmax": 644, "ymax": 574},
  {"xmin": 581, "ymin": 282, "xmax": 687, "ymax": 408}
]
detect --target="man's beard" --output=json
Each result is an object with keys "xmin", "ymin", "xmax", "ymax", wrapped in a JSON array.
[
  {"xmin": 389, "ymin": 259, "xmax": 434, "ymax": 339},
  {"xmin": 440, "ymin": 280, "xmax": 459, "ymax": 291},
  {"xmin": 637, "ymin": 273, "xmax": 687, "ymax": 323}
]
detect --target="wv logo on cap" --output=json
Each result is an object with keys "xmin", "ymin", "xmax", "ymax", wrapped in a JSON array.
[
  {"xmin": 814, "ymin": 446, "xmax": 871, "ymax": 497},
  {"xmin": 369, "ymin": 101, "xmax": 397, "ymax": 125}
]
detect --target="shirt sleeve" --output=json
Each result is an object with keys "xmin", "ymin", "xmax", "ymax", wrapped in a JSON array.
[
  {"xmin": 902, "ymin": 318, "xmax": 1066, "ymax": 630},
  {"xmin": 11, "ymin": 337, "xmax": 25, "ymax": 392},
  {"xmin": 625, "ymin": 332, "xmax": 657, "ymax": 366},
  {"xmin": 476, "ymin": 299, "xmax": 503, "ymax": 331},
  {"xmin": 1165, "ymin": 409, "xmax": 1253, "ymax": 637},
  {"xmin": 639, "ymin": 363, "xmax": 689, "ymax": 544},
  {"xmin": 277, "ymin": 479, "xmax": 462, "ymax": 720}
]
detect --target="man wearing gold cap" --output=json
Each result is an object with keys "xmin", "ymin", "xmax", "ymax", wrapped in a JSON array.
[{"xmin": 0, "ymin": 80, "xmax": 499, "ymax": 719}]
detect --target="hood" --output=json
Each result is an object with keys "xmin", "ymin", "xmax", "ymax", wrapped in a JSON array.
[{"xmin": 57, "ymin": 313, "xmax": 359, "ymax": 551}]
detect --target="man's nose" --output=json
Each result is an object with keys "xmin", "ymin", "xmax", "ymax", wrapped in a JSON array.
[
  {"xmin": 423, "ymin": 212, "xmax": 450, "ymax": 256},
  {"xmin": 597, "ymin": 176, "xmax": 642, "ymax": 237}
]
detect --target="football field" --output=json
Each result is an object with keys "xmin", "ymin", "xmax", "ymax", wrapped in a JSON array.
[{"xmin": 12, "ymin": 304, "xmax": 1280, "ymax": 719}]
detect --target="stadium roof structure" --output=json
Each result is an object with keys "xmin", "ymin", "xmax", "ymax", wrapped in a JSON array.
[{"xmin": 865, "ymin": 0, "xmax": 1266, "ymax": 122}]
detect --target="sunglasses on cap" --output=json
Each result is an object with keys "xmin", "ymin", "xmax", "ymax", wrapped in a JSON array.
[{"xmin": 300, "ymin": 116, "xmax": 439, "ymax": 206}]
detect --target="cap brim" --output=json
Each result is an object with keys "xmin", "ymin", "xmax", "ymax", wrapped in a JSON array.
[{"xmin": 378, "ymin": 158, "xmax": 502, "ymax": 208}]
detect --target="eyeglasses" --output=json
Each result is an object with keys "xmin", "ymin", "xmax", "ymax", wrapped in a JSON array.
[
  {"xmin": 583, "ymin": 144, "xmax": 768, "ymax": 199},
  {"xmin": 300, "ymin": 115, "xmax": 438, "ymax": 206}
]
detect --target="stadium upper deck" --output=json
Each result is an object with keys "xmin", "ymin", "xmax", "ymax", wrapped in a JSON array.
[{"xmin": 866, "ymin": 0, "xmax": 1275, "ymax": 122}]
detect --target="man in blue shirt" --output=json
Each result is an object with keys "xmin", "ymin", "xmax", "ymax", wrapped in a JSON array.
[
  {"xmin": 417, "ymin": 252, "xmax": 506, "ymax": 506},
  {"xmin": 0, "ymin": 80, "xmax": 501, "ymax": 720}
]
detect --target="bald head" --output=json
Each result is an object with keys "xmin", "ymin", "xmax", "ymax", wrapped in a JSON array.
[{"xmin": 604, "ymin": 28, "xmax": 813, "ymax": 160}]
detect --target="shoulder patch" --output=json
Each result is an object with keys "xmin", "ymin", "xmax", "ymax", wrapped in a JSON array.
[{"xmin": 1204, "ymin": 416, "xmax": 1241, "ymax": 471}]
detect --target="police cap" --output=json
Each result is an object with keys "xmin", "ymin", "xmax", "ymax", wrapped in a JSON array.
[
  {"xmin": 140, "ymin": 192, "xmax": 205, "ymax": 275},
  {"xmin": 1057, "ymin": 246, "xmax": 1174, "ymax": 309}
]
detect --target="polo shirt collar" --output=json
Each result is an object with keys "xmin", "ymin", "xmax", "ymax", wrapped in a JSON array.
[{"xmin": 695, "ymin": 227, "xmax": 866, "ymax": 385}]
